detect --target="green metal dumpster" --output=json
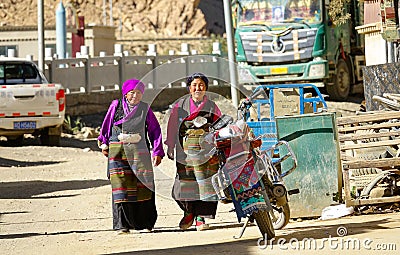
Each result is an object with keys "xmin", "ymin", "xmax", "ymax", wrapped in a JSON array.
[{"xmin": 275, "ymin": 112, "xmax": 342, "ymax": 218}]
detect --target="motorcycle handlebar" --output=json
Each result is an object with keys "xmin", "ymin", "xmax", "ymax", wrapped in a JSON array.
[
  {"xmin": 237, "ymin": 88, "xmax": 268, "ymax": 120},
  {"xmin": 209, "ymin": 114, "xmax": 234, "ymax": 132}
]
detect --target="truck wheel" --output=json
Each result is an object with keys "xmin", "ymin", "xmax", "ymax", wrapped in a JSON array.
[
  {"xmin": 253, "ymin": 210, "xmax": 275, "ymax": 240},
  {"xmin": 271, "ymin": 203, "xmax": 290, "ymax": 230},
  {"xmin": 327, "ymin": 59, "xmax": 351, "ymax": 101},
  {"xmin": 40, "ymin": 128, "xmax": 61, "ymax": 146}
]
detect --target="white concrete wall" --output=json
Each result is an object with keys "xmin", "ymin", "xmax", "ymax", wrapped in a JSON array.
[
  {"xmin": 365, "ymin": 32, "xmax": 387, "ymax": 66},
  {"xmin": 0, "ymin": 26, "xmax": 116, "ymax": 59},
  {"xmin": 356, "ymin": 22, "xmax": 387, "ymax": 66},
  {"xmin": 85, "ymin": 25, "xmax": 116, "ymax": 56}
]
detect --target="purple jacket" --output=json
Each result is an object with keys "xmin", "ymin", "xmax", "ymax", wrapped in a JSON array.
[{"xmin": 98, "ymin": 99, "xmax": 165, "ymax": 158}]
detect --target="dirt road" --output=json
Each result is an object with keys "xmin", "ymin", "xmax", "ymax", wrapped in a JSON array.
[{"xmin": 1, "ymin": 99, "xmax": 399, "ymax": 254}]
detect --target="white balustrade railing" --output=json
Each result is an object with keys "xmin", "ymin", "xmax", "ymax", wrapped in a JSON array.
[{"xmin": 42, "ymin": 42, "xmax": 227, "ymax": 94}]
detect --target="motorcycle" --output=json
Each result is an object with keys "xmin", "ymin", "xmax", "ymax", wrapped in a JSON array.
[
  {"xmin": 201, "ymin": 112, "xmax": 298, "ymax": 239},
  {"xmin": 236, "ymin": 89, "xmax": 301, "ymax": 231}
]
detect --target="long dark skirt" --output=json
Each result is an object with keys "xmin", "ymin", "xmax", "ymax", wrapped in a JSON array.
[
  {"xmin": 175, "ymin": 199, "xmax": 218, "ymax": 219},
  {"xmin": 112, "ymin": 191, "xmax": 157, "ymax": 230}
]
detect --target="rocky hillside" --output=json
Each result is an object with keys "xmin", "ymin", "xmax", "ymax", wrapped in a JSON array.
[{"xmin": 0, "ymin": 0, "xmax": 225, "ymax": 38}]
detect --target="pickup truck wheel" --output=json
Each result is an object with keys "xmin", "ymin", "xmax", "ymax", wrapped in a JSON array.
[
  {"xmin": 7, "ymin": 135, "xmax": 24, "ymax": 146},
  {"xmin": 326, "ymin": 59, "xmax": 351, "ymax": 101},
  {"xmin": 40, "ymin": 128, "xmax": 61, "ymax": 146}
]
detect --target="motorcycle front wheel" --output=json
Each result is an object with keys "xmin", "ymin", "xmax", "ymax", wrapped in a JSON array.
[
  {"xmin": 253, "ymin": 210, "xmax": 275, "ymax": 240},
  {"xmin": 271, "ymin": 203, "xmax": 290, "ymax": 230}
]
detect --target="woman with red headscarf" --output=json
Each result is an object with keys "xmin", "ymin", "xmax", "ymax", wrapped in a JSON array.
[{"xmin": 98, "ymin": 79, "xmax": 165, "ymax": 234}]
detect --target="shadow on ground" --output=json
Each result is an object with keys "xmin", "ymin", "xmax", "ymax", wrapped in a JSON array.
[
  {"xmin": 60, "ymin": 137, "xmax": 99, "ymax": 151},
  {"xmin": 0, "ymin": 179, "xmax": 109, "ymax": 199},
  {"xmin": 0, "ymin": 136, "xmax": 99, "ymax": 151},
  {"xmin": 0, "ymin": 228, "xmax": 112, "ymax": 240},
  {"xmin": 0, "ymin": 157, "xmax": 63, "ymax": 167},
  {"xmin": 100, "ymin": 217, "xmax": 395, "ymax": 255}
]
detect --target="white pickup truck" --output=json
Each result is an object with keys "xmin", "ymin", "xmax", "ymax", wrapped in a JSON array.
[{"xmin": 0, "ymin": 57, "xmax": 65, "ymax": 146}]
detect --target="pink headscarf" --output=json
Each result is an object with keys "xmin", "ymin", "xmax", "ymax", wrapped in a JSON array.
[{"xmin": 122, "ymin": 79, "xmax": 145, "ymax": 95}]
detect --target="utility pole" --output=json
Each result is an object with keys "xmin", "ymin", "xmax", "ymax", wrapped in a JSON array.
[
  {"xmin": 103, "ymin": 0, "xmax": 107, "ymax": 25},
  {"xmin": 109, "ymin": 0, "xmax": 113, "ymax": 26},
  {"xmin": 37, "ymin": 0, "xmax": 44, "ymax": 71},
  {"xmin": 223, "ymin": 0, "xmax": 239, "ymax": 108}
]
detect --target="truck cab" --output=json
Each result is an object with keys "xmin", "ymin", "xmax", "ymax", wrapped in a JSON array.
[{"xmin": 234, "ymin": 0, "xmax": 364, "ymax": 101}]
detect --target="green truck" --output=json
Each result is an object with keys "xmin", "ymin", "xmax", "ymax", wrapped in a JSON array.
[{"xmin": 233, "ymin": 0, "xmax": 365, "ymax": 100}]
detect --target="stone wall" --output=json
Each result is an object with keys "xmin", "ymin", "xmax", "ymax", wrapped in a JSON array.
[{"xmin": 0, "ymin": 0, "xmax": 224, "ymax": 37}]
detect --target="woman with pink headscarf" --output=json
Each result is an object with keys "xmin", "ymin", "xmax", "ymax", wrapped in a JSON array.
[
  {"xmin": 98, "ymin": 79, "xmax": 165, "ymax": 234},
  {"xmin": 165, "ymin": 73, "xmax": 222, "ymax": 231}
]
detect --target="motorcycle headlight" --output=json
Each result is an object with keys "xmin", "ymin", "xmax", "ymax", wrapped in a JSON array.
[
  {"xmin": 272, "ymin": 184, "xmax": 286, "ymax": 198},
  {"xmin": 309, "ymin": 64, "xmax": 325, "ymax": 77}
]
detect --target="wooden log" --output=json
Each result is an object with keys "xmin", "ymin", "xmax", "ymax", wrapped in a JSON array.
[
  {"xmin": 337, "ymin": 111, "xmax": 400, "ymax": 125},
  {"xmin": 343, "ymin": 157, "xmax": 400, "ymax": 169},
  {"xmin": 339, "ymin": 130, "xmax": 400, "ymax": 141},
  {"xmin": 340, "ymin": 138, "xmax": 400, "ymax": 150},
  {"xmin": 338, "ymin": 121, "xmax": 400, "ymax": 133},
  {"xmin": 347, "ymin": 196, "xmax": 400, "ymax": 206}
]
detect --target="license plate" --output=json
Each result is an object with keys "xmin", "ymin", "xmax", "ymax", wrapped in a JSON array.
[
  {"xmin": 14, "ymin": 121, "xmax": 36, "ymax": 129},
  {"xmin": 271, "ymin": 67, "xmax": 288, "ymax": 74}
]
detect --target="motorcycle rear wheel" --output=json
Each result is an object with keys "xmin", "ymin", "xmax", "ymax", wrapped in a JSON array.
[
  {"xmin": 271, "ymin": 203, "xmax": 290, "ymax": 230},
  {"xmin": 253, "ymin": 210, "xmax": 275, "ymax": 240}
]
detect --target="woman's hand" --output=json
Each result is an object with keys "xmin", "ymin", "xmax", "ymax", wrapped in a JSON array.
[
  {"xmin": 98, "ymin": 142, "xmax": 109, "ymax": 157},
  {"xmin": 167, "ymin": 147, "xmax": 174, "ymax": 160},
  {"xmin": 152, "ymin": 156, "xmax": 162, "ymax": 167}
]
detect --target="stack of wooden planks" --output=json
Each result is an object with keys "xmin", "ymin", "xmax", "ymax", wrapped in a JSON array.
[{"xmin": 337, "ymin": 111, "xmax": 400, "ymax": 206}]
